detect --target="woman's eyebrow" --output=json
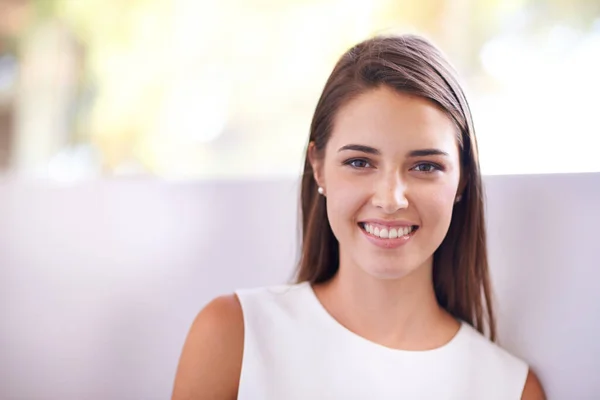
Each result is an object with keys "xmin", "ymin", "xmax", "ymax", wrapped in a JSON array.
[
  {"xmin": 337, "ymin": 144, "xmax": 380, "ymax": 155},
  {"xmin": 407, "ymin": 148, "xmax": 449, "ymax": 158},
  {"xmin": 337, "ymin": 144, "xmax": 449, "ymax": 158}
]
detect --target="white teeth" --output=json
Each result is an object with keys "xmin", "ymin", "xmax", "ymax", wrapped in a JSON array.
[{"xmin": 362, "ymin": 224, "xmax": 415, "ymax": 239}]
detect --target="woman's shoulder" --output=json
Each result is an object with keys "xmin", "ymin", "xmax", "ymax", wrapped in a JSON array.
[
  {"xmin": 186, "ymin": 294, "xmax": 245, "ymax": 345},
  {"xmin": 198, "ymin": 294, "xmax": 245, "ymax": 330},
  {"xmin": 521, "ymin": 370, "xmax": 546, "ymax": 400},
  {"xmin": 467, "ymin": 325, "xmax": 546, "ymax": 400},
  {"xmin": 458, "ymin": 322, "xmax": 528, "ymax": 367},
  {"xmin": 457, "ymin": 322, "xmax": 545, "ymax": 398},
  {"xmin": 171, "ymin": 294, "xmax": 244, "ymax": 399},
  {"xmin": 172, "ymin": 282, "xmax": 309, "ymax": 398}
]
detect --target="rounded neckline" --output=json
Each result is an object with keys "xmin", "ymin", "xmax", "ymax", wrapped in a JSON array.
[{"xmin": 300, "ymin": 281, "xmax": 468, "ymax": 355}]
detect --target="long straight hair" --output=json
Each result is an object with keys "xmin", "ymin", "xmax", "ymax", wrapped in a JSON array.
[{"xmin": 295, "ymin": 34, "xmax": 496, "ymax": 341}]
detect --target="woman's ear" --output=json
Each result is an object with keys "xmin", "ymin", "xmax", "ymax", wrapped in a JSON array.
[{"xmin": 308, "ymin": 142, "xmax": 325, "ymax": 189}]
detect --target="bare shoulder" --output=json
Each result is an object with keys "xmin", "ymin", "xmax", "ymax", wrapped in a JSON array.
[
  {"xmin": 171, "ymin": 294, "xmax": 244, "ymax": 400},
  {"xmin": 521, "ymin": 369, "xmax": 546, "ymax": 400}
]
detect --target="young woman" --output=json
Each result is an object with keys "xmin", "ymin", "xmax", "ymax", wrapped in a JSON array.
[{"xmin": 172, "ymin": 34, "xmax": 546, "ymax": 399}]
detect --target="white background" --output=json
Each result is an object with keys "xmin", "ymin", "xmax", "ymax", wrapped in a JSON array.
[{"xmin": 1, "ymin": 173, "xmax": 598, "ymax": 399}]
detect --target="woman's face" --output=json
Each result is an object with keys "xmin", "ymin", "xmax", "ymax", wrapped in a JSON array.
[{"xmin": 310, "ymin": 86, "xmax": 462, "ymax": 280}]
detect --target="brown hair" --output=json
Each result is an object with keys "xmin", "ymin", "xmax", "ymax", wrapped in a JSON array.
[{"xmin": 295, "ymin": 34, "xmax": 496, "ymax": 341}]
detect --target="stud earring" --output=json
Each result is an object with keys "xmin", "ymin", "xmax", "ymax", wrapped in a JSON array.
[
  {"xmin": 455, "ymin": 195, "xmax": 462, "ymax": 203},
  {"xmin": 317, "ymin": 186, "xmax": 325, "ymax": 195}
]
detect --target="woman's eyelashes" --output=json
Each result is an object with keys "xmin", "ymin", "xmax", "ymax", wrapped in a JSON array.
[
  {"xmin": 342, "ymin": 158, "xmax": 446, "ymax": 173},
  {"xmin": 411, "ymin": 162, "xmax": 445, "ymax": 173},
  {"xmin": 343, "ymin": 158, "xmax": 373, "ymax": 169}
]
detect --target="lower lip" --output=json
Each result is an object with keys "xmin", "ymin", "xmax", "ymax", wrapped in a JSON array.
[{"xmin": 360, "ymin": 225, "xmax": 415, "ymax": 249}]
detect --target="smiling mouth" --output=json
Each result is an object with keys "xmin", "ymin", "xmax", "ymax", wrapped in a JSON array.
[{"xmin": 358, "ymin": 222, "xmax": 419, "ymax": 239}]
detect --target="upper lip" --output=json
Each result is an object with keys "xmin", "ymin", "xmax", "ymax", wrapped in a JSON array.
[{"xmin": 359, "ymin": 219, "xmax": 418, "ymax": 228}]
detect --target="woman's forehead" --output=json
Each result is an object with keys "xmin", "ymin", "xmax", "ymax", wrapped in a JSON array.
[{"xmin": 327, "ymin": 88, "xmax": 460, "ymax": 157}]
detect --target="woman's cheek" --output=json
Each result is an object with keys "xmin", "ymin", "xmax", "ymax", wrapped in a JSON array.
[{"xmin": 417, "ymin": 184, "xmax": 457, "ymax": 220}]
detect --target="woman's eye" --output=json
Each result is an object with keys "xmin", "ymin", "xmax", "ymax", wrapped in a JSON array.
[
  {"xmin": 345, "ymin": 159, "xmax": 371, "ymax": 169},
  {"xmin": 413, "ymin": 163, "xmax": 440, "ymax": 173}
]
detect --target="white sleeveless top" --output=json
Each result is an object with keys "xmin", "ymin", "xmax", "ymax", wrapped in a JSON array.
[{"xmin": 235, "ymin": 282, "xmax": 529, "ymax": 400}]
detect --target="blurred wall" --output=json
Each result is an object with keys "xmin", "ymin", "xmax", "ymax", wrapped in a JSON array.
[
  {"xmin": 2, "ymin": 0, "xmax": 599, "ymax": 179},
  {"xmin": 0, "ymin": 174, "xmax": 598, "ymax": 399}
]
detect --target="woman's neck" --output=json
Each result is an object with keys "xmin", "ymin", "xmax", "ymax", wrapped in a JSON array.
[{"xmin": 312, "ymin": 260, "xmax": 459, "ymax": 350}]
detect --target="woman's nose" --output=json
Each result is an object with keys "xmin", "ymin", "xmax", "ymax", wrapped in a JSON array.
[{"xmin": 371, "ymin": 173, "xmax": 409, "ymax": 214}]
